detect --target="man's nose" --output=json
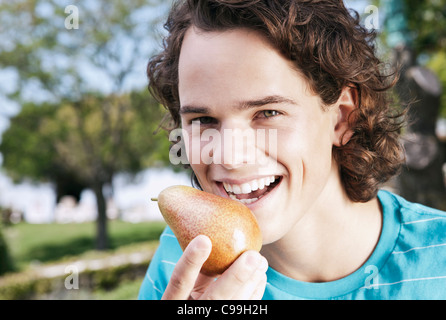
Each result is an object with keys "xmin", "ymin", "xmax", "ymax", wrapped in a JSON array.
[{"xmin": 217, "ymin": 124, "xmax": 257, "ymax": 170}]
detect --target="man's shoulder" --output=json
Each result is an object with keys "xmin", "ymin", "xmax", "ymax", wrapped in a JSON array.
[
  {"xmin": 375, "ymin": 190, "xmax": 446, "ymax": 299},
  {"xmin": 378, "ymin": 189, "xmax": 446, "ymax": 224}
]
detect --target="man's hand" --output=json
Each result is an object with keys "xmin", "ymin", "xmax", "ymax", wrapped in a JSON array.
[{"xmin": 161, "ymin": 235, "xmax": 268, "ymax": 300}]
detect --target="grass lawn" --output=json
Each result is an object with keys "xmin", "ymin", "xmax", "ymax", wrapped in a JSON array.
[
  {"xmin": 92, "ymin": 276, "xmax": 146, "ymax": 300},
  {"xmin": 1, "ymin": 220, "xmax": 166, "ymax": 299},
  {"xmin": 4, "ymin": 220, "xmax": 166, "ymax": 271}
]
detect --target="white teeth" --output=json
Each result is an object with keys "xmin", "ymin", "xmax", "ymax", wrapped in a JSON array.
[
  {"xmin": 222, "ymin": 175, "xmax": 278, "ymax": 195},
  {"xmin": 232, "ymin": 184, "xmax": 242, "ymax": 195},
  {"xmin": 223, "ymin": 182, "xmax": 232, "ymax": 193},
  {"xmin": 241, "ymin": 183, "xmax": 251, "ymax": 194},
  {"xmin": 240, "ymin": 197, "xmax": 258, "ymax": 204},
  {"xmin": 229, "ymin": 194, "xmax": 259, "ymax": 204},
  {"xmin": 258, "ymin": 178, "xmax": 265, "ymax": 190},
  {"xmin": 250, "ymin": 180, "xmax": 259, "ymax": 191}
]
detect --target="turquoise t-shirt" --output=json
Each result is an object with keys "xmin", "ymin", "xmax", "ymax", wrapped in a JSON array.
[{"xmin": 138, "ymin": 190, "xmax": 446, "ymax": 299}]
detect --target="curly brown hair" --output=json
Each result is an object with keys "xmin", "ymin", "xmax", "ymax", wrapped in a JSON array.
[{"xmin": 147, "ymin": 0, "xmax": 405, "ymax": 202}]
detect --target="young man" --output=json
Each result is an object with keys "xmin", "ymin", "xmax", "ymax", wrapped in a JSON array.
[{"xmin": 139, "ymin": 0, "xmax": 446, "ymax": 299}]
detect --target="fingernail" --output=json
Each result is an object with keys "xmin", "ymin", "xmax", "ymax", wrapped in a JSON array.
[
  {"xmin": 246, "ymin": 252, "xmax": 261, "ymax": 270},
  {"xmin": 193, "ymin": 235, "xmax": 212, "ymax": 251}
]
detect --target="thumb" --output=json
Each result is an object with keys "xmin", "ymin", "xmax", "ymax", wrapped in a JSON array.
[{"xmin": 162, "ymin": 235, "xmax": 212, "ymax": 300}]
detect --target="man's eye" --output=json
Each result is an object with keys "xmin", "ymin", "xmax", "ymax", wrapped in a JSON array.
[
  {"xmin": 192, "ymin": 116, "xmax": 216, "ymax": 125},
  {"xmin": 261, "ymin": 110, "xmax": 280, "ymax": 118}
]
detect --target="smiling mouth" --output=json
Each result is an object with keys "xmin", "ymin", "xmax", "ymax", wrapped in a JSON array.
[{"xmin": 222, "ymin": 175, "xmax": 282, "ymax": 205}]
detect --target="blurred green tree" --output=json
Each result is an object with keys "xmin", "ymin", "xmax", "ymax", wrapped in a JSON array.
[
  {"xmin": 0, "ymin": 0, "xmax": 170, "ymax": 101},
  {"xmin": 380, "ymin": 0, "xmax": 446, "ymax": 116},
  {"xmin": 404, "ymin": 0, "xmax": 446, "ymax": 118},
  {"xmin": 0, "ymin": 91, "xmax": 171, "ymax": 250},
  {"xmin": 0, "ymin": 0, "xmax": 172, "ymax": 250},
  {"xmin": 404, "ymin": 0, "xmax": 446, "ymax": 56}
]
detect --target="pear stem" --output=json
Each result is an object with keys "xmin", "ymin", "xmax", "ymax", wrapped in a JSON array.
[{"xmin": 151, "ymin": 198, "xmax": 158, "ymax": 202}]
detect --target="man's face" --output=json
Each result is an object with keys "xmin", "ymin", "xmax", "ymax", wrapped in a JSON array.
[{"xmin": 178, "ymin": 27, "xmax": 339, "ymax": 244}]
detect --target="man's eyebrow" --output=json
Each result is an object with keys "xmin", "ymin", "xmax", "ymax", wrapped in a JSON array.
[
  {"xmin": 238, "ymin": 95, "xmax": 299, "ymax": 109},
  {"xmin": 179, "ymin": 95, "xmax": 298, "ymax": 114},
  {"xmin": 179, "ymin": 106, "xmax": 210, "ymax": 115}
]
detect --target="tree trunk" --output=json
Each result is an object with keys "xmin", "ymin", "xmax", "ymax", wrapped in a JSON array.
[
  {"xmin": 0, "ymin": 225, "xmax": 14, "ymax": 275},
  {"xmin": 93, "ymin": 183, "xmax": 108, "ymax": 250}
]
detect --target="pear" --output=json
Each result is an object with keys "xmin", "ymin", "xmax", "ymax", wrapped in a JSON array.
[{"xmin": 153, "ymin": 185, "xmax": 262, "ymax": 275}]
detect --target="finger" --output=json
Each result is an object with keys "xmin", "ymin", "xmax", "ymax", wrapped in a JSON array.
[
  {"xmin": 232, "ymin": 257, "xmax": 268, "ymax": 300},
  {"xmin": 199, "ymin": 251, "xmax": 265, "ymax": 300},
  {"xmin": 162, "ymin": 235, "xmax": 212, "ymax": 300},
  {"xmin": 249, "ymin": 272, "xmax": 267, "ymax": 300},
  {"xmin": 189, "ymin": 272, "xmax": 219, "ymax": 300}
]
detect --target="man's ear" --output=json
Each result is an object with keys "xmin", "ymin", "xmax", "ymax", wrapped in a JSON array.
[{"xmin": 332, "ymin": 85, "xmax": 358, "ymax": 147}]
